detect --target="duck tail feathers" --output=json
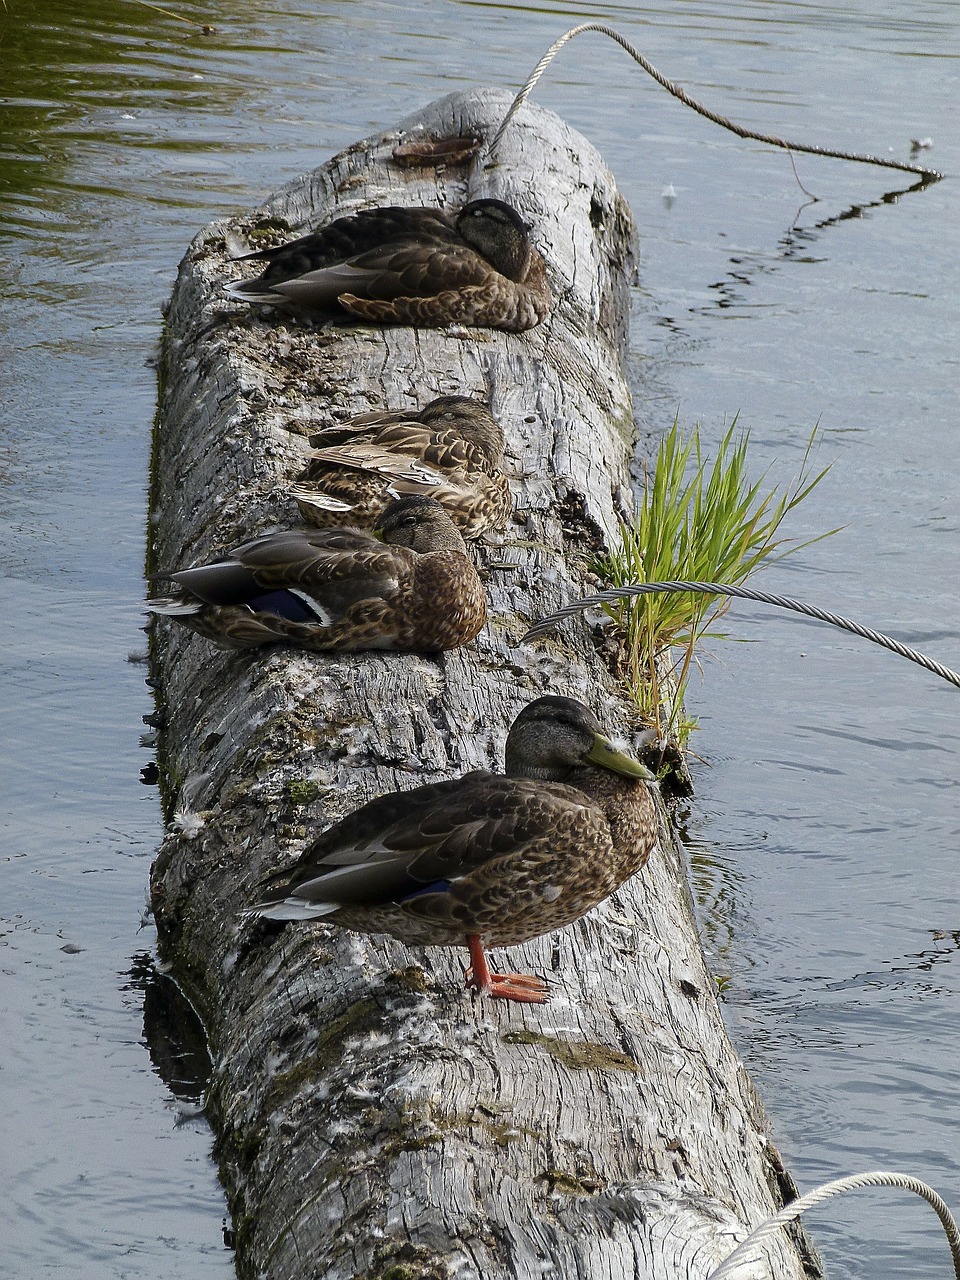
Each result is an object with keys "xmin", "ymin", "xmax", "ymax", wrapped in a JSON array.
[
  {"xmin": 224, "ymin": 279, "xmax": 285, "ymax": 304},
  {"xmin": 145, "ymin": 596, "xmax": 204, "ymax": 617},
  {"xmin": 289, "ymin": 483, "xmax": 354, "ymax": 513},
  {"xmin": 242, "ymin": 899, "xmax": 340, "ymax": 922}
]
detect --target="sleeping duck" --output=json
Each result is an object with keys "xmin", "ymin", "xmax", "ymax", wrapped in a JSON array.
[
  {"xmin": 146, "ymin": 495, "xmax": 486, "ymax": 653},
  {"xmin": 291, "ymin": 395, "xmax": 512, "ymax": 538},
  {"xmin": 225, "ymin": 198, "xmax": 551, "ymax": 332},
  {"xmin": 245, "ymin": 696, "xmax": 659, "ymax": 1004}
]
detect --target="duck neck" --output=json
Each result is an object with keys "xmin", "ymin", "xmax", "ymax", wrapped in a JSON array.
[
  {"xmin": 563, "ymin": 766, "xmax": 654, "ymax": 853},
  {"xmin": 462, "ymin": 419, "xmax": 505, "ymax": 468},
  {"xmin": 413, "ymin": 528, "xmax": 468, "ymax": 555},
  {"xmin": 486, "ymin": 237, "xmax": 531, "ymax": 282}
]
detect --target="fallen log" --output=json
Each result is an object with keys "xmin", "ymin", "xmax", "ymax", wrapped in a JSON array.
[{"xmin": 149, "ymin": 87, "xmax": 819, "ymax": 1280}]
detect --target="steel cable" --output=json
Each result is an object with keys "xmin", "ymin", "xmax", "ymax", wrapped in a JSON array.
[
  {"xmin": 521, "ymin": 580, "xmax": 960, "ymax": 689},
  {"xmin": 707, "ymin": 1170, "xmax": 960, "ymax": 1279}
]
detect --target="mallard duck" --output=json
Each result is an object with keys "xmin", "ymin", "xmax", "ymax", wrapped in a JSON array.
[
  {"xmin": 146, "ymin": 495, "xmax": 486, "ymax": 653},
  {"xmin": 246, "ymin": 696, "xmax": 659, "ymax": 1003},
  {"xmin": 225, "ymin": 199, "xmax": 551, "ymax": 332},
  {"xmin": 291, "ymin": 395, "xmax": 512, "ymax": 538}
]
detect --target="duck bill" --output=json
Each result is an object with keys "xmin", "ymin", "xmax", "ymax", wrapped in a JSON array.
[{"xmin": 583, "ymin": 733, "xmax": 655, "ymax": 780}]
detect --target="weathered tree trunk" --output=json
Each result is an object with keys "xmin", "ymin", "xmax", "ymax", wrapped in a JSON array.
[{"xmin": 149, "ymin": 89, "xmax": 819, "ymax": 1280}]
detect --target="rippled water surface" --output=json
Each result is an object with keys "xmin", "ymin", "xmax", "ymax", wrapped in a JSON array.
[{"xmin": 2, "ymin": 1, "xmax": 957, "ymax": 1276}]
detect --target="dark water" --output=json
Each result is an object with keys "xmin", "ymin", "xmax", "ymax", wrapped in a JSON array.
[{"xmin": 1, "ymin": 1, "xmax": 957, "ymax": 1276}]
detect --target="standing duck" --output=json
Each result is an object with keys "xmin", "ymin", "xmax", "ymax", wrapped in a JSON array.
[
  {"xmin": 291, "ymin": 395, "xmax": 512, "ymax": 538},
  {"xmin": 146, "ymin": 495, "xmax": 486, "ymax": 653},
  {"xmin": 225, "ymin": 199, "xmax": 551, "ymax": 332},
  {"xmin": 246, "ymin": 696, "xmax": 659, "ymax": 1003}
]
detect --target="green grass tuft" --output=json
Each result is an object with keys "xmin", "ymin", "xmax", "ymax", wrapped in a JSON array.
[{"xmin": 595, "ymin": 419, "xmax": 837, "ymax": 744}]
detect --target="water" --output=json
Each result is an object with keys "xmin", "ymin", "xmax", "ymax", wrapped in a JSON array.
[{"xmin": 1, "ymin": 1, "xmax": 957, "ymax": 1276}]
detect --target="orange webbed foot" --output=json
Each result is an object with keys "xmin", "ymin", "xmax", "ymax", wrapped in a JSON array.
[{"xmin": 464, "ymin": 934, "xmax": 550, "ymax": 1003}]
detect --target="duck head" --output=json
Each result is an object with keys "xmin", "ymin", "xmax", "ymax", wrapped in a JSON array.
[
  {"xmin": 418, "ymin": 395, "xmax": 506, "ymax": 468},
  {"xmin": 505, "ymin": 696, "xmax": 654, "ymax": 782},
  {"xmin": 375, "ymin": 494, "xmax": 469, "ymax": 553},
  {"xmin": 455, "ymin": 199, "xmax": 534, "ymax": 282}
]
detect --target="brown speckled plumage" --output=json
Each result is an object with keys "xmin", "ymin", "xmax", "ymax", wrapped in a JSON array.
[
  {"xmin": 292, "ymin": 395, "xmax": 512, "ymax": 538},
  {"xmin": 225, "ymin": 199, "xmax": 551, "ymax": 332},
  {"xmin": 146, "ymin": 496, "xmax": 486, "ymax": 654},
  {"xmin": 247, "ymin": 697, "xmax": 660, "ymax": 1002}
]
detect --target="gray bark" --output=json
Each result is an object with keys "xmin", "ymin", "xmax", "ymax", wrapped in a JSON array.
[{"xmin": 149, "ymin": 88, "xmax": 819, "ymax": 1280}]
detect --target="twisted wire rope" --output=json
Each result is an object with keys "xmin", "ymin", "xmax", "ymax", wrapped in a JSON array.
[
  {"xmin": 707, "ymin": 1170, "xmax": 960, "ymax": 1279},
  {"xmin": 487, "ymin": 23, "xmax": 942, "ymax": 181},
  {"xmin": 521, "ymin": 581, "xmax": 960, "ymax": 689}
]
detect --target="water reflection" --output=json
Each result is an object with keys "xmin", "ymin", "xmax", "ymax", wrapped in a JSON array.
[
  {"xmin": 699, "ymin": 176, "xmax": 938, "ymax": 315},
  {"xmin": 125, "ymin": 953, "xmax": 213, "ymax": 1105},
  {"xmin": 2, "ymin": 3, "xmax": 197, "ymax": 225}
]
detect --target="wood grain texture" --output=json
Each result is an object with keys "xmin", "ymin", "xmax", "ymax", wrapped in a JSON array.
[{"xmin": 149, "ymin": 88, "xmax": 819, "ymax": 1280}]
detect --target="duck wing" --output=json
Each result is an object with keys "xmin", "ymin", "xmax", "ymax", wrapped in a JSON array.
[
  {"xmin": 308, "ymin": 419, "xmax": 435, "ymax": 452},
  {"xmin": 252, "ymin": 774, "xmax": 605, "ymax": 914},
  {"xmin": 304, "ymin": 443, "xmax": 473, "ymax": 495},
  {"xmin": 367, "ymin": 425, "xmax": 492, "ymax": 475},
  {"xmin": 244, "ymin": 239, "xmax": 495, "ymax": 310},
  {"xmin": 163, "ymin": 528, "xmax": 405, "ymax": 622},
  {"xmin": 237, "ymin": 207, "xmax": 456, "ymax": 270},
  {"xmin": 306, "ymin": 409, "xmax": 426, "ymax": 448},
  {"xmin": 231, "ymin": 527, "xmax": 409, "ymax": 618},
  {"xmin": 308, "ymin": 405, "xmax": 504, "ymax": 476},
  {"xmin": 230, "ymin": 526, "xmax": 379, "ymax": 573},
  {"xmin": 226, "ymin": 207, "xmax": 459, "ymax": 304},
  {"xmin": 159, "ymin": 557, "xmax": 263, "ymax": 606}
]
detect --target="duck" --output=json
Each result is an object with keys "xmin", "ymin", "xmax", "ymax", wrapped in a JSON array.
[
  {"xmin": 291, "ymin": 395, "xmax": 512, "ymax": 539},
  {"xmin": 225, "ymin": 199, "xmax": 551, "ymax": 332},
  {"xmin": 245, "ymin": 696, "xmax": 659, "ymax": 1003},
  {"xmin": 146, "ymin": 495, "xmax": 486, "ymax": 653}
]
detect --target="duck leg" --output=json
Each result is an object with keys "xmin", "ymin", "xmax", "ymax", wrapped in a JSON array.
[{"xmin": 464, "ymin": 934, "xmax": 549, "ymax": 1004}]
